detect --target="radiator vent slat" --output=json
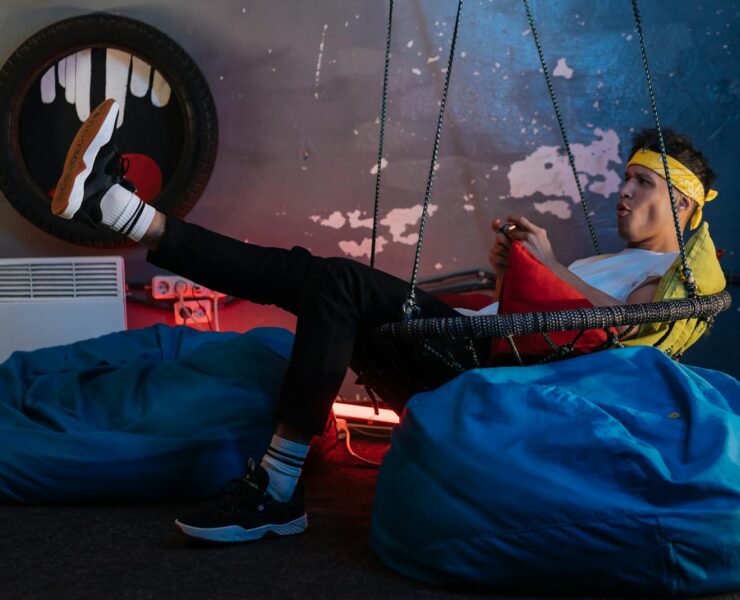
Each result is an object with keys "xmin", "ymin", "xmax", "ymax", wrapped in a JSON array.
[{"xmin": 0, "ymin": 261, "xmax": 121, "ymax": 299}]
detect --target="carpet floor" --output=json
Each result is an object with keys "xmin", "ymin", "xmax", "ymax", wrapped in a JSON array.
[{"xmin": 1, "ymin": 435, "xmax": 739, "ymax": 600}]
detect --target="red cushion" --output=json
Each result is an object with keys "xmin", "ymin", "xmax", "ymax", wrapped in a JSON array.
[
  {"xmin": 489, "ymin": 242, "xmax": 609, "ymax": 364},
  {"xmin": 437, "ymin": 292, "xmax": 494, "ymax": 312}
]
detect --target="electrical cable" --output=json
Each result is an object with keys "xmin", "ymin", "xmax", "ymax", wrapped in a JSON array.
[
  {"xmin": 212, "ymin": 291, "xmax": 220, "ymax": 331},
  {"xmin": 335, "ymin": 418, "xmax": 387, "ymax": 467},
  {"xmin": 348, "ymin": 424, "xmax": 393, "ymax": 438}
]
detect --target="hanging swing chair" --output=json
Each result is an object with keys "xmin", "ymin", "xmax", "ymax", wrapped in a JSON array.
[
  {"xmin": 352, "ymin": 0, "xmax": 731, "ymax": 414},
  {"xmin": 367, "ymin": 2, "xmax": 740, "ymax": 594}
]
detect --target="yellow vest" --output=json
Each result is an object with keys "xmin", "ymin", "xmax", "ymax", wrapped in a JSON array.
[{"xmin": 623, "ymin": 222, "xmax": 726, "ymax": 356}]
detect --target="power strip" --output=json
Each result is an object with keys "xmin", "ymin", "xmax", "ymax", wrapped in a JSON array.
[
  {"xmin": 174, "ymin": 299, "xmax": 213, "ymax": 326},
  {"xmin": 151, "ymin": 276, "xmax": 225, "ymax": 300},
  {"xmin": 331, "ymin": 401, "xmax": 400, "ymax": 425}
]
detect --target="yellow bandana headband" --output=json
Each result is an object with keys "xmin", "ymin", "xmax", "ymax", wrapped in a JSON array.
[{"xmin": 627, "ymin": 148, "xmax": 718, "ymax": 230}]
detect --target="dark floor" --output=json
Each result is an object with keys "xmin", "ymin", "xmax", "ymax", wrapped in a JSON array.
[{"xmin": 1, "ymin": 436, "xmax": 739, "ymax": 600}]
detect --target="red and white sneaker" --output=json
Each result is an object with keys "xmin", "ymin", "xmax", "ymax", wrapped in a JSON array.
[{"xmin": 52, "ymin": 99, "xmax": 134, "ymax": 225}]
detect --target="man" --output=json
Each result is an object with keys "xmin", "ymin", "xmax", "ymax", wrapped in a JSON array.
[{"xmin": 52, "ymin": 99, "xmax": 716, "ymax": 543}]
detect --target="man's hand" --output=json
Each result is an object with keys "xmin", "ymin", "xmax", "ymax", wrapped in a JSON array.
[
  {"xmin": 488, "ymin": 218, "xmax": 512, "ymax": 282},
  {"xmin": 504, "ymin": 215, "xmax": 559, "ymax": 269}
]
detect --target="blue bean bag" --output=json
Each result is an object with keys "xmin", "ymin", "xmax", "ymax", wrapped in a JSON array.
[
  {"xmin": 370, "ymin": 346, "xmax": 740, "ymax": 596},
  {"xmin": 0, "ymin": 325, "xmax": 293, "ymax": 504}
]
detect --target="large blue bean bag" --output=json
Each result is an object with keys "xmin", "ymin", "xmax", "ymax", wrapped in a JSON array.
[
  {"xmin": 0, "ymin": 325, "xmax": 293, "ymax": 504},
  {"xmin": 370, "ymin": 346, "xmax": 740, "ymax": 596}
]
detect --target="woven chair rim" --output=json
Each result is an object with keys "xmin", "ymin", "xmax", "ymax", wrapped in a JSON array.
[{"xmin": 374, "ymin": 290, "xmax": 732, "ymax": 342}]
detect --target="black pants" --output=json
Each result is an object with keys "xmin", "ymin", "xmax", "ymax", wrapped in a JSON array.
[{"xmin": 148, "ymin": 218, "xmax": 477, "ymax": 435}]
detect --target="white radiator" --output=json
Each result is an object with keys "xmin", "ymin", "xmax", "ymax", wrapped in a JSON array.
[{"xmin": 0, "ymin": 256, "xmax": 127, "ymax": 363}]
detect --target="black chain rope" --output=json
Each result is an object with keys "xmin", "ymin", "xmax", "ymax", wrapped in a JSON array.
[
  {"xmin": 631, "ymin": 0, "xmax": 696, "ymax": 297},
  {"xmin": 403, "ymin": 0, "xmax": 464, "ymax": 319},
  {"xmin": 505, "ymin": 334, "xmax": 525, "ymax": 366},
  {"xmin": 370, "ymin": 0, "xmax": 394, "ymax": 269},
  {"xmin": 522, "ymin": 0, "xmax": 600, "ymax": 255}
]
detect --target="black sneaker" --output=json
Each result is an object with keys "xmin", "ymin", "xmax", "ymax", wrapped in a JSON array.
[
  {"xmin": 175, "ymin": 459, "xmax": 308, "ymax": 543},
  {"xmin": 52, "ymin": 98, "xmax": 135, "ymax": 225}
]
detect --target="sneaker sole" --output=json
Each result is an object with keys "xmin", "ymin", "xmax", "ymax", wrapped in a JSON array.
[
  {"xmin": 52, "ymin": 98, "xmax": 119, "ymax": 219},
  {"xmin": 174, "ymin": 514, "xmax": 308, "ymax": 543}
]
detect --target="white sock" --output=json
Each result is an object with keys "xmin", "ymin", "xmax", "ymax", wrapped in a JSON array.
[
  {"xmin": 260, "ymin": 434, "xmax": 311, "ymax": 502},
  {"xmin": 100, "ymin": 184, "xmax": 156, "ymax": 242}
]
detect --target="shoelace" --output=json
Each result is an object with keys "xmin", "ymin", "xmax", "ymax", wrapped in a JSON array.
[
  {"xmin": 108, "ymin": 148, "xmax": 138, "ymax": 193},
  {"xmin": 214, "ymin": 474, "xmax": 264, "ymax": 514},
  {"xmin": 114, "ymin": 149, "xmax": 130, "ymax": 179},
  {"xmin": 215, "ymin": 478, "xmax": 241, "ymax": 497}
]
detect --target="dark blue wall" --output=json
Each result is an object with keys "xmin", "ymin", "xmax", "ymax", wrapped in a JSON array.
[{"xmin": 0, "ymin": 0, "xmax": 737, "ymax": 375}]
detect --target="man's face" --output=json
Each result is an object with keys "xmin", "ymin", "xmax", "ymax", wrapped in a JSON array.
[{"xmin": 616, "ymin": 164, "xmax": 678, "ymax": 243}]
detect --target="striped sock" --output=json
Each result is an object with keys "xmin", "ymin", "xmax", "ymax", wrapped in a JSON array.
[
  {"xmin": 260, "ymin": 435, "xmax": 310, "ymax": 502},
  {"xmin": 100, "ymin": 184, "xmax": 156, "ymax": 242}
]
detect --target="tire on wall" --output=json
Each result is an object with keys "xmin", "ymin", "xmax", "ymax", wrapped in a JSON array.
[{"xmin": 0, "ymin": 13, "xmax": 218, "ymax": 247}]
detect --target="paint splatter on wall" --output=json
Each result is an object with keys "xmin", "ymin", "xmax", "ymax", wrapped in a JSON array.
[
  {"xmin": 508, "ymin": 128, "xmax": 622, "ymax": 218},
  {"xmin": 310, "ymin": 204, "xmax": 438, "ymax": 258},
  {"xmin": 2, "ymin": 0, "xmax": 736, "ymax": 375}
]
